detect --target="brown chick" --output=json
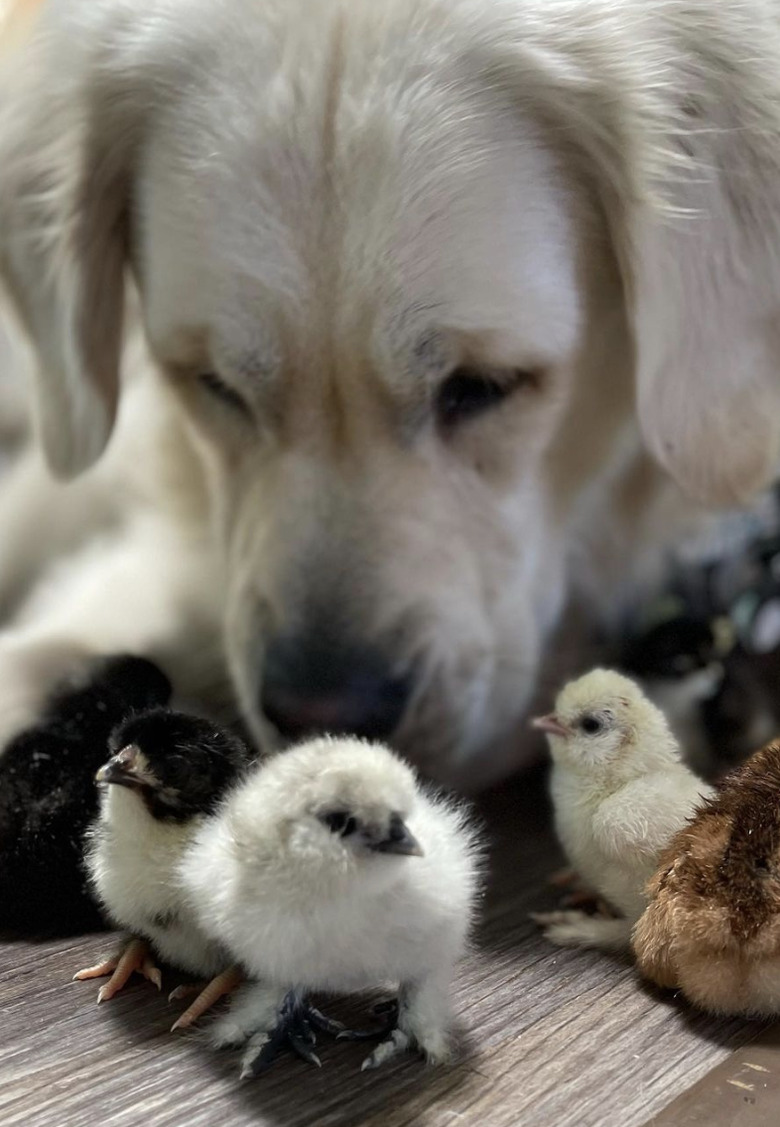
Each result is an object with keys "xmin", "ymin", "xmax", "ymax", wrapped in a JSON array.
[{"xmin": 633, "ymin": 740, "xmax": 780, "ymax": 1016}]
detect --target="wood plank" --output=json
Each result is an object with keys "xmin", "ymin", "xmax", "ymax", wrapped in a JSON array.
[
  {"xmin": 0, "ymin": 771, "xmax": 768, "ymax": 1127},
  {"xmin": 641, "ymin": 1026, "xmax": 780, "ymax": 1127}
]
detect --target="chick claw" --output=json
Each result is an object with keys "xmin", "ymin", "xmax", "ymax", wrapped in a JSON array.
[
  {"xmin": 240, "ymin": 992, "xmax": 346, "ymax": 1079},
  {"xmin": 361, "ymin": 1028, "xmax": 412, "ymax": 1071},
  {"xmin": 170, "ymin": 965, "xmax": 243, "ymax": 1032},
  {"xmin": 73, "ymin": 937, "xmax": 162, "ymax": 1002}
]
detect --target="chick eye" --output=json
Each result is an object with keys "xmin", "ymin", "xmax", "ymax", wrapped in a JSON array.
[
  {"xmin": 579, "ymin": 715, "xmax": 603, "ymax": 736},
  {"xmin": 436, "ymin": 368, "xmax": 535, "ymax": 429},
  {"xmin": 320, "ymin": 811, "xmax": 358, "ymax": 837},
  {"xmin": 197, "ymin": 372, "xmax": 250, "ymax": 415}
]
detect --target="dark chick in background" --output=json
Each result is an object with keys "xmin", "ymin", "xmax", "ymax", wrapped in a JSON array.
[
  {"xmin": 633, "ymin": 740, "xmax": 780, "ymax": 1016},
  {"xmin": 0, "ymin": 655, "xmax": 172, "ymax": 935},
  {"xmin": 76, "ymin": 709, "xmax": 248, "ymax": 1028}
]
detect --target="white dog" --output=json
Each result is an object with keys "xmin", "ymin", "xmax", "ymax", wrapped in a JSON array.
[{"xmin": 0, "ymin": 0, "xmax": 778, "ymax": 789}]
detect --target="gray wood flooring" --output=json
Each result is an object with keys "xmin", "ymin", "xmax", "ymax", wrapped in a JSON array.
[{"xmin": 0, "ymin": 767, "xmax": 772, "ymax": 1127}]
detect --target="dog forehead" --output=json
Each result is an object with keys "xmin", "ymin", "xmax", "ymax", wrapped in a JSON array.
[{"xmin": 137, "ymin": 37, "xmax": 583, "ymax": 375}]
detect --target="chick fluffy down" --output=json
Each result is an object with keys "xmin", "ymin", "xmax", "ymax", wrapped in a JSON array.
[{"xmin": 179, "ymin": 737, "xmax": 484, "ymax": 993}]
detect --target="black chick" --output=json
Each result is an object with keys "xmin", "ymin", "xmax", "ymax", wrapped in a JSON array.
[
  {"xmin": 0, "ymin": 655, "xmax": 172, "ymax": 936},
  {"xmin": 621, "ymin": 614, "xmax": 726, "ymax": 777},
  {"xmin": 621, "ymin": 614, "xmax": 718, "ymax": 680}
]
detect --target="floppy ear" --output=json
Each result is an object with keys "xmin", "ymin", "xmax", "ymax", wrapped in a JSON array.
[
  {"xmin": 0, "ymin": 7, "xmax": 142, "ymax": 479},
  {"xmin": 564, "ymin": 45, "xmax": 780, "ymax": 507},
  {"xmin": 615, "ymin": 148, "xmax": 780, "ymax": 507},
  {"xmin": 486, "ymin": 18, "xmax": 780, "ymax": 506}
]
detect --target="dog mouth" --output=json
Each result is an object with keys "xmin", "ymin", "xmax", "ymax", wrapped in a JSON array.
[
  {"xmin": 258, "ymin": 630, "xmax": 415, "ymax": 743},
  {"xmin": 226, "ymin": 579, "xmax": 532, "ymax": 786}
]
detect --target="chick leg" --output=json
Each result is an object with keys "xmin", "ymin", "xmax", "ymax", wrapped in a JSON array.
[
  {"xmin": 361, "ymin": 972, "xmax": 453, "ymax": 1071},
  {"xmin": 73, "ymin": 937, "xmax": 162, "ymax": 1002},
  {"xmin": 531, "ymin": 909, "xmax": 633, "ymax": 951},
  {"xmin": 240, "ymin": 992, "xmax": 324, "ymax": 1079},
  {"xmin": 211, "ymin": 983, "xmax": 346, "ymax": 1077},
  {"xmin": 209, "ymin": 981, "xmax": 286, "ymax": 1049}
]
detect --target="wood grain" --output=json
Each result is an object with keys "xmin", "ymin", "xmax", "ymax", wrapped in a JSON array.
[
  {"xmin": 641, "ymin": 1025, "xmax": 780, "ymax": 1127},
  {"xmin": 0, "ymin": 768, "xmax": 773, "ymax": 1127}
]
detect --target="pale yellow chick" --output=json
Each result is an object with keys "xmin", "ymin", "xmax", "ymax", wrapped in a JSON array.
[{"xmin": 532, "ymin": 669, "xmax": 713, "ymax": 950}]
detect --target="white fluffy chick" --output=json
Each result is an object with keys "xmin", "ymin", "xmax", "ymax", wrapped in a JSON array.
[
  {"xmin": 531, "ymin": 669, "xmax": 713, "ymax": 950},
  {"xmin": 180, "ymin": 736, "xmax": 481, "ymax": 1076},
  {"xmin": 76, "ymin": 710, "xmax": 247, "ymax": 1027}
]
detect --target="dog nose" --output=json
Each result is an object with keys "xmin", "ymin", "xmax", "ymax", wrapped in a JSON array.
[{"xmin": 260, "ymin": 634, "xmax": 411, "ymax": 741}]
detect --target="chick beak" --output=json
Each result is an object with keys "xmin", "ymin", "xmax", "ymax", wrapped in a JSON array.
[
  {"xmin": 371, "ymin": 814, "xmax": 424, "ymax": 857},
  {"xmin": 96, "ymin": 744, "xmax": 146, "ymax": 788},
  {"xmin": 531, "ymin": 714, "xmax": 570, "ymax": 738}
]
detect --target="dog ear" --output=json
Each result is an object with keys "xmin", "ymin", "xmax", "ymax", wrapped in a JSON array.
[
  {"xmin": 565, "ymin": 52, "xmax": 780, "ymax": 506},
  {"xmin": 0, "ymin": 8, "xmax": 143, "ymax": 479},
  {"xmin": 612, "ymin": 151, "xmax": 780, "ymax": 507},
  {"xmin": 488, "ymin": 23, "xmax": 780, "ymax": 506}
]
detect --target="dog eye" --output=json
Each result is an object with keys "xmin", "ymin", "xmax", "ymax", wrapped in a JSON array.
[
  {"xmin": 197, "ymin": 372, "xmax": 250, "ymax": 415},
  {"xmin": 320, "ymin": 810, "xmax": 358, "ymax": 836},
  {"xmin": 435, "ymin": 368, "xmax": 533, "ymax": 428}
]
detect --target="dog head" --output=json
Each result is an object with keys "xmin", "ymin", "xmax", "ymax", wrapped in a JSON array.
[{"xmin": 2, "ymin": 0, "xmax": 779, "ymax": 784}]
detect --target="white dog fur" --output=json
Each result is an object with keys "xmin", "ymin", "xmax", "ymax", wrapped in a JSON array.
[{"xmin": 0, "ymin": 0, "xmax": 779, "ymax": 787}]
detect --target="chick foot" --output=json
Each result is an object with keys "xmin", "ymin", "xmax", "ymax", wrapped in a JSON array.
[
  {"xmin": 170, "ymin": 965, "xmax": 243, "ymax": 1031},
  {"xmin": 531, "ymin": 909, "xmax": 633, "ymax": 951},
  {"xmin": 73, "ymin": 937, "xmax": 162, "ymax": 1002},
  {"xmin": 340, "ymin": 994, "xmax": 450, "ymax": 1070},
  {"xmin": 240, "ymin": 991, "xmax": 345, "ymax": 1079}
]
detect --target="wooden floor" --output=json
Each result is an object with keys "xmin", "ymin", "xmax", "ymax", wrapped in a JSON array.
[{"xmin": 1, "ymin": 766, "xmax": 777, "ymax": 1127}]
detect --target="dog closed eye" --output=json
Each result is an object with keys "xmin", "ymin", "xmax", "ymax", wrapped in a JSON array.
[
  {"xmin": 198, "ymin": 372, "xmax": 251, "ymax": 417},
  {"xmin": 435, "ymin": 368, "xmax": 538, "ymax": 430}
]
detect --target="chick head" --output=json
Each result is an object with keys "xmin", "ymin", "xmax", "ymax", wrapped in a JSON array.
[
  {"xmin": 97, "ymin": 709, "xmax": 246, "ymax": 822},
  {"xmin": 532, "ymin": 668, "xmax": 675, "ymax": 774},
  {"xmin": 248, "ymin": 736, "xmax": 424, "ymax": 871}
]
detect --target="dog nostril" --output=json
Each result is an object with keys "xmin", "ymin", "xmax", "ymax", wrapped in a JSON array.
[{"xmin": 260, "ymin": 635, "xmax": 411, "ymax": 741}]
